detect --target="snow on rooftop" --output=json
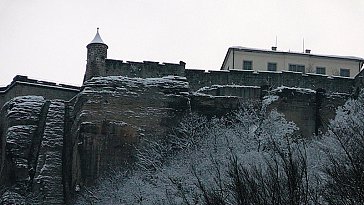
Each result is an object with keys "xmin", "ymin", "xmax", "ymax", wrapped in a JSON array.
[
  {"xmin": 89, "ymin": 28, "xmax": 105, "ymax": 44},
  {"xmin": 86, "ymin": 75, "xmax": 188, "ymax": 88},
  {"xmin": 230, "ymin": 46, "xmax": 364, "ymax": 61}
]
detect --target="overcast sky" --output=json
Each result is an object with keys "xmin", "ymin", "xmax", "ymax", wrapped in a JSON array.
[{"xmin": 1, "ymin": 0, "xmax": 363, "ymax": 86}]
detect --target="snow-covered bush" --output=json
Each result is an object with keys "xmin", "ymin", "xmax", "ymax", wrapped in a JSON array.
[{"xmin": 318, "ymin": 92, "xmax": 364, "ymax": 205}]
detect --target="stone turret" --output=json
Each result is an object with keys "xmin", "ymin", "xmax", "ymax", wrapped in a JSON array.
[{"xmin": 84, "ymin": 28, "xmax": 108, "ymax": 82}]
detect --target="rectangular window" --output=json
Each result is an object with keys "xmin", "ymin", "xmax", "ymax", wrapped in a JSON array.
[
  {"xmin": 289, "ymin": 64, "xmax": 305, "ymax": 73},
  {"xmin": 340, "ymin": 68, "xmax": 350, "ymax": 77},
  {"xmin": 289, "ymin": 64, "xmax": 296, "ymax": 71},
  {"xmin": 267, "ymin": 62, "xmax": 277, "ymax": 71},
  {"xmin": 316, "ymin": 67, "xmax": 326, "ymax": 75},
  {"xmin": 243, "ymin": 60, "xmax": 253, "ymax": 70}
]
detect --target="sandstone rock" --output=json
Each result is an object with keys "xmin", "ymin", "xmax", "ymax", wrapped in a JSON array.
[
  {"xmin": 0, "ymin": 78, "xmax": 353, "ymax": 204},
  {"xmin": 33, "ymin": 101, "xmax": 65, "ymax": 204},
  {"xmin": 0, "ymin": 97, "xmax": 66, "ymax": 204},
  {"xmin": 0, "ymin": 191, "xmax": 25, "ymax": 205},
  {"xmin": 67, "ymin": 76, "xmax": 190, "ymax": 186},
  {"xmin": 0, "ymin": 96, "xmax": 45, "ymax": 196},
  {"xmin": 266, "ymin": 86, "xmax": 318, "ymax": 137}
]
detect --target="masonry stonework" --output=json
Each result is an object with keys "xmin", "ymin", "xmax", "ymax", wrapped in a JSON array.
[{"xmin": 84, "ymin": 43, "xmax": 108, "ymax": 82}]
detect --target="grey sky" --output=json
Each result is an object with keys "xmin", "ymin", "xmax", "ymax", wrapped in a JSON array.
[{"xmin": 1, "ymin": 0, "xmax": 363, "ymax": 86}]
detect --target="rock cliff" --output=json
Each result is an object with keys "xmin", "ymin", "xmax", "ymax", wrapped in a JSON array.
[
  {"xmin": 0, "ymin": 76, "xmax": 352, "ymax": 204},
  {"xmin": 65, "ymin": 76, "xmax": 190, "ymax": 194},
  {"xmin": 1, "ymin": 76, "xmax": 192, "ymax": 204},
  {"xmin": 0, "ymin": 96, "xmax": 65, "ymax": 204}
]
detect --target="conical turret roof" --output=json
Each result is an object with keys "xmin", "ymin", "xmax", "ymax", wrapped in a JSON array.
[{"xmin": 89, "ymin": 28, "xmax": 105, "ymax": 44}]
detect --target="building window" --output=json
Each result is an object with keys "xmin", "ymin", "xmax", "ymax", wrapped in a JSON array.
[
  {"xmin": 267, "ymin": 62, "xmax": 277, "ymax": 71},
  {"xmin": 289, "ymin": 64, "xmax": 305, "ymax": 73},
  {"xmin": 243, "ymin": 60, "xmax": 253, "ymax": 70},
  {"xmin": 316, "ymin": 67, "xmax": 326, "ymax": 75},
  {"xmin": 340, "ymin": 68, "xmax": 350, "ymax": 77}
]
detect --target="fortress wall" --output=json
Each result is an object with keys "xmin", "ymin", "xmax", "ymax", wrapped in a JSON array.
[
  {"xmin": 354, "ymin": 69, "xmax": 364, "ymax": 92},
  {"xmin": 105, "ymin": 59, "xmax": 185, "ymax": 78},
  {"xmin": 218, "ymin": 86, "xmax": 261, "ymax": 98},
  {"xmin": 186, "ymin": 69, "xmax": 354, "ymax": 93},
  {"xmin": 0, "ymin": 76, "xmax": 80, "ymax": 108}
]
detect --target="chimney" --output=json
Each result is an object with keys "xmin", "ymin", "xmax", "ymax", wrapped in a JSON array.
[
  {"xmin": 305, "ymin": 49, "xmax": 311, "ymax": 54},
  {"xmin": 271, "ymin": 46, "xmax": 277, "ymax": 51}
]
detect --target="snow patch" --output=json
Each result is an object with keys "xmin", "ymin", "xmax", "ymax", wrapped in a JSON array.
[{"xmin": 271, "ymin": 86, "xmax": 316, "ymax": 94}]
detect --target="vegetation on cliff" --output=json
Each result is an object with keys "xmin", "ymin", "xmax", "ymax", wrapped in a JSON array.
[{"xmin": 75, "ymin": 90, "xmax": 364, "ymax": 205}]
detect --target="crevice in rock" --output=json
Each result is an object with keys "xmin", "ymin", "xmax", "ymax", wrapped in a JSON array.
[
  {"xmin": 62, "ymin": 102, "xmax": 76, "ymax": 203},
  {"xmin": 33, "ymin": 101, "xmax": 65, "ymax": 204},
  {"xmin": 27, "ymin": 100, "xmax": 50, "ymax": 189},
  {"xmin": 315, "ymin": 89, "xmax": 325, "ymax": 135}
]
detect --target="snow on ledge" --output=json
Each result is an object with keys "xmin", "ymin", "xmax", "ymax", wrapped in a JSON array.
[
  {"xmin": 85, "ymin": 75, "xmax": 188, "ymax": 88},
  {"xmin": 271, "ymin": 86, "xmax": 316, "ymax": 94},
  {"xmin": 196, "ymin": 84, "xmax": 260, "ymax": 93}
]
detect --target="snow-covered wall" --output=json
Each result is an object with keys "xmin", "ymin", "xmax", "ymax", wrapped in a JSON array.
[
  {"xmin": 186, "ymin": 69, "xmax": 355, "ymax": 94},
  {"xmin": 105, "ymin": 59, "xmax": 185, "ymax": 78},
  {"xmin": 0, "ymin": 75, "xmax": 79, "ymax": 109}
]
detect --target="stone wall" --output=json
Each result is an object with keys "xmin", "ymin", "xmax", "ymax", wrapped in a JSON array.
[
  {"xmin": 105, "ymin": 59, "xmax": 185, "ymax": 78},
  {"xmin": 195, "ymin": 85, "xmax": 262, "ymax": 98},
  {"xmin": 0, "ymin": 76, "xmax": 80, "ymax": 108},
  {"xmin": 186, "ymin": 69, "xmax": 355, "ymax": 94},
  {"xmin": 354, "ymin": 69, "xmax": 364, "ymax": 94},
  {"xmin": 84, "ymin": 43, "xmax": 108, "ymax": 82}
]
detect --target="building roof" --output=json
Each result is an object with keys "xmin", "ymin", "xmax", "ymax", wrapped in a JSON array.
[
  {"xmin": 222, "ymin": 46, "xmax": 364, "ymax": 69},
  {"xmin": 89, "ymin": 28, "xmax": 105, "ymax": 44}
]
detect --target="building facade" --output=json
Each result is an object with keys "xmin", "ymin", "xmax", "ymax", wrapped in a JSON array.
[{"xmin": 221, "ymin": 47, "xmax": 364, "ymax": 77}]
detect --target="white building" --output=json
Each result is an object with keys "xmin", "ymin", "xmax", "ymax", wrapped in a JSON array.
[{"xmin": 221, "ymin": 47, "xmax": 364, "ymax": 77}]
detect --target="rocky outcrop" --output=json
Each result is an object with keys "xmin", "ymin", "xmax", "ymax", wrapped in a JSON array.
[
  {"xmin": 266, "ymin": 87, "xmax": 317, "ymax": 137},
  {"xmin": 0, "ymin": 96, "xmax": 45, "ymax": 197},
  {"xmin": 33, "ymin": 101, "xmax": 65, "ymax": 204},
  {"xmin": 0, "ymin": 76, "xmax": 353, "ymax": 204},
  {"xmin": 65, "ymin": 76, "xmax": 190, "ymax": 191},
  {"xmin": 264, "ymin": 86, "xmax": 351, "ymax": 137},
  {"xmin": 1, "ymin": 76, "xmax": 193, "ymax": 204},
  {"xmin": 0, "ymin": 97, "xmax": 65, "ymax": 204}
]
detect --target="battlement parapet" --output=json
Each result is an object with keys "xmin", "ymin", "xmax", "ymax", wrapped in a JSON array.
[
  {"xmin": 3, "ymin": 75, "xmax": 81, "ymax": 92},
  {"xmin": 105, "ymin": 59, "xmax": 185, "ymax": 78},
  {"xmin": 0, "ymin": 75, "xmax": 80, "ymax": 108},
  {"xmin": 186, "ymin": 69, "xmax": 354, "ymax": 94}
]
